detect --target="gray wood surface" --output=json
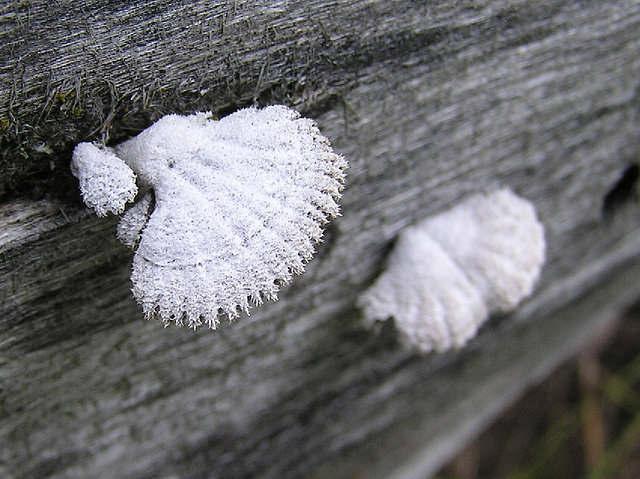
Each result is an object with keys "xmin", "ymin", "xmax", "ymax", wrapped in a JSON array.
[{"xmin": 2, "ymin": 1, "xmax": 640, "ymax": 478}]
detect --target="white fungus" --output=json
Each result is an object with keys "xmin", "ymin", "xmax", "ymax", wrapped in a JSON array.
[
  {"xmin": 357, "ymin": 189, "xmax": 546, "ymax": 353},
  {"xmin": 71, "ymin": 105, "xmax": 347, "ymax": 329},
  {"xmin": 71, "ymin": 142, "xmax": 138, "ymax": 217}
]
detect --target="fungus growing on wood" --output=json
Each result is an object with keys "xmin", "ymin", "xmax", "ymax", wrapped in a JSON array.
[
  {"xmin": 358, "ymin": 189, "xmax": 546, "ymax": 353},
  {"xmin": 70, "ymin": 142, "xmax": 138, "ymax": 217},
  {"xmin": 71, "ymin": 106, "xmax": 347, "ymax": 329}
]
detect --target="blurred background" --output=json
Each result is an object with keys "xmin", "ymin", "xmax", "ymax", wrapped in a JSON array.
[{"xmin": 437, "ymin": 299, "xmax": 640, "ymax": 479}]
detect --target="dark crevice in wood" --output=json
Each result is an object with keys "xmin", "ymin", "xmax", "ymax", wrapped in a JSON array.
[
  {"xmin": 602, "ymin": 163, "xmax": 639, "ymax": 220},
  {"xmin": 0, "ymin": 1, "xmax": 595, "ymax": 203}
]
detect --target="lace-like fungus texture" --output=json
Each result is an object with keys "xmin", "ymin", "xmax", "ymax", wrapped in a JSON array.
[
  {"xmin": 358, "ymin": 189, "xmax": 546, "ymax": 353},
  {"xmin": 71, "ymin": 106, "xmax": 347, "ymax": 328},
  {"xmin": 71, "ymin": 142, "xmax": 138, "ymax": 216}
]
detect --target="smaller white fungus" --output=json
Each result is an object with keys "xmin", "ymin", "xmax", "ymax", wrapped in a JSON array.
[
  {"xmin": 71, "ymin": 106, "xmax": 347, "ymax": 329},
  {"xmin": 71, "ymin": 143, "xmax": 138, "ymax": 217},
  {"xmin": 358, "ymin": 189, "xmax": 546, "ymax": 353},
  {"xmin": 116, "ymin": 192, "xmax": 153, "ymax": 249}
]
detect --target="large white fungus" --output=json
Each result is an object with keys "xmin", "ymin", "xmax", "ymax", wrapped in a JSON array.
[
  {"xmin": 357, "ymin": 189, "xmax": 546, "ymax": 353},
  {"xmin": 71, "ymin": 105, "xmax": 347, "ymax": 329}
]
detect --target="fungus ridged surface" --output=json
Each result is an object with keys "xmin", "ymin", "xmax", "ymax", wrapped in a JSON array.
[
  {"xmin": 358, "ymin": 189, "xmax": 546, "ymax": 353},
  {"xmin": 71, "ymin": 106, "xmax": 347, "ymax": 329}
]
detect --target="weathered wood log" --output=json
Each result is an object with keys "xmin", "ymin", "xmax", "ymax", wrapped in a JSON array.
[{"xmin": 2, "ymin": 1, "xmax": 640, "ymax": 478}]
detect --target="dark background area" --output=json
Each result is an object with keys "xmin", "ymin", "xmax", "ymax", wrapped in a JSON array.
[{"xmin": 438, "ymin": 299, "xmax": 640, "ymax": 479}]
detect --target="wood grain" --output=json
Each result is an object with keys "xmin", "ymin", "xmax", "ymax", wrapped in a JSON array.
[{"xmin": 1, "ymin": 0, "xmax": 640, "ymax": 477}]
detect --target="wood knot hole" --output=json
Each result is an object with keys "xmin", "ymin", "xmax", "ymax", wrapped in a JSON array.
[{"xmin": 602, "ymin": 164, "xmax": 639, "ymax": 220}]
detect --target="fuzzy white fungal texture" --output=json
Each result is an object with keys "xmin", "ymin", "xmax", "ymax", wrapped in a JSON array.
[
  {"xmin": 71, "ymin": 142, "xmax": 138, "ymax": 216},
  {"xmin": 71, "ymin": 105, "xmax": 347, "ymax": 328},
  {"xmin": 358, "ymin": 189, "xmax": 545, "ymax": 353},
  {"xmin": 116, "ymin": 192, "xmax": 153, "ymax": 249}
]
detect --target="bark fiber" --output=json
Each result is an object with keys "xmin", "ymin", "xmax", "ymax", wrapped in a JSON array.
[{"xmin": 2, "ymin": 1, "xmax": 640, "ymax": 478}]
